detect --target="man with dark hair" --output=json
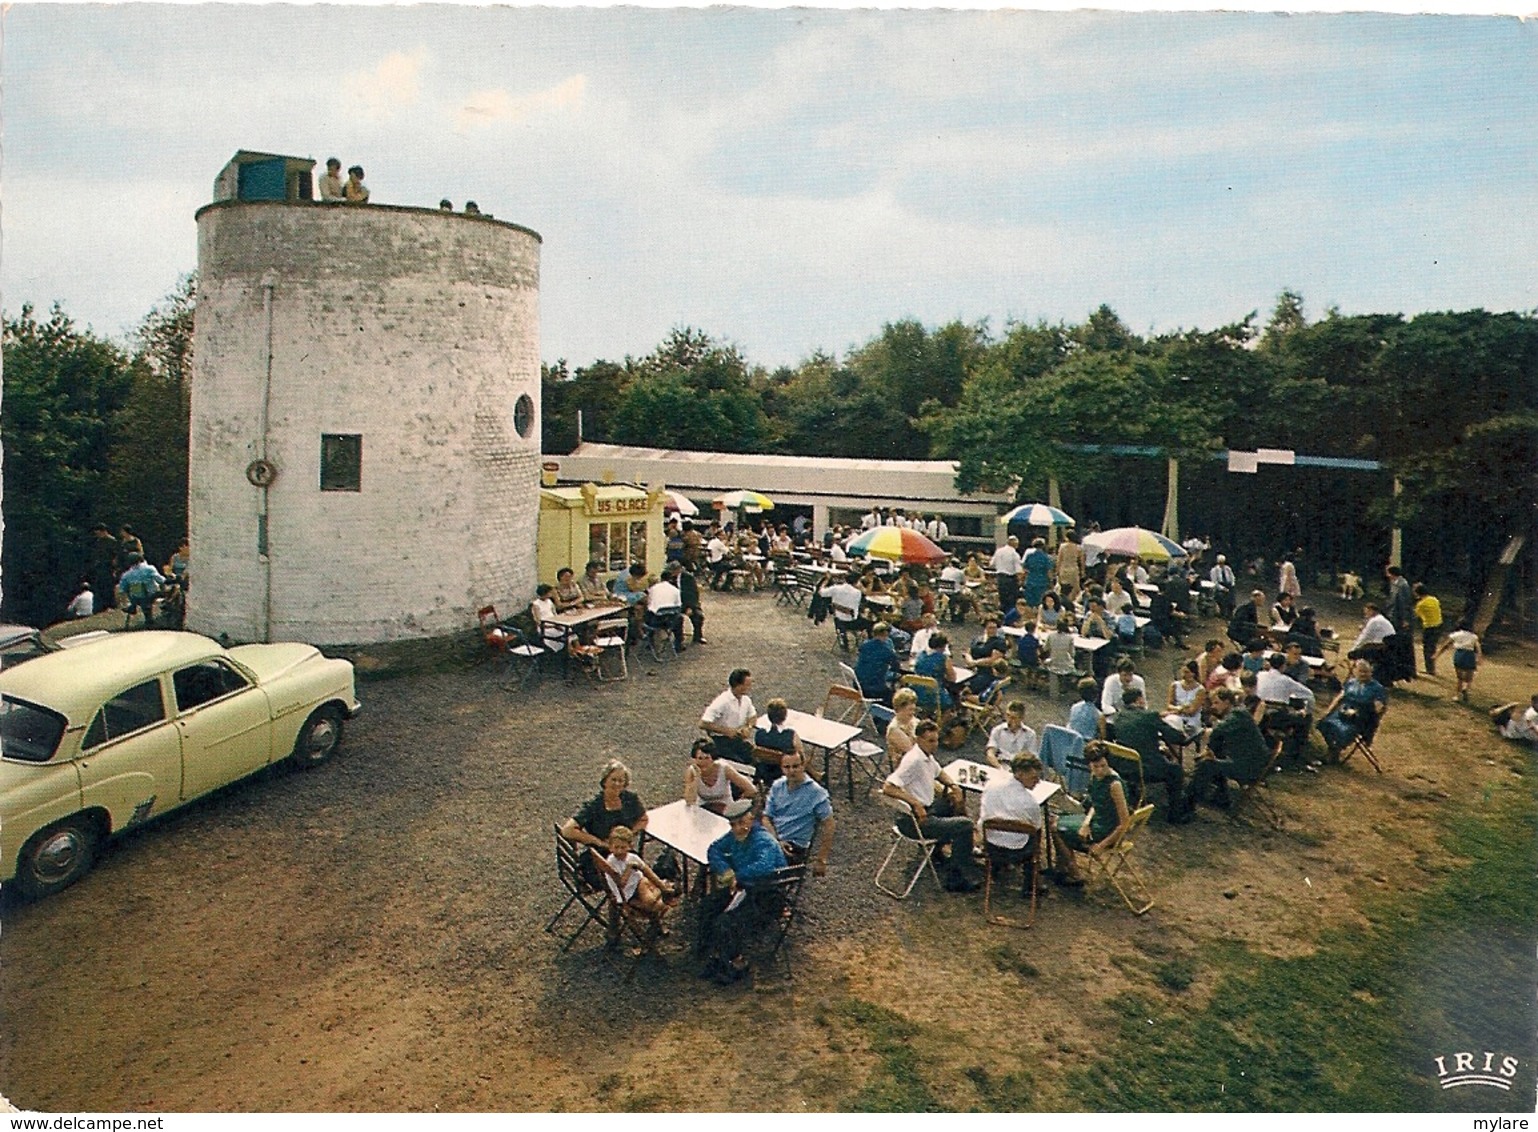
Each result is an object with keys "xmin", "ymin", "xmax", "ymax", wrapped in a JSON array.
[
  {"xmin": 854, "ymin": 621, "xmax": 902, "ymax": 702},
  {"xmin": 1183, "ymin": 688, "xmax": 1273, "ymax": 811},
  {"xmin": 762, "ymin": 748, "xmax": 834, "ymax": 876},
  {"xmin": 1110, "ymin": 689, "xmax": 1193, "ymax": 823},
  {"xmin": 882, "ymin": 720, "xmax": 981, "ymax": 892},
  {"xmin": 701, "ymin": 669, "xmax": 755, "ymax": 763},
  {"xmin": 319, "ymin": 157, "xmax": 344, "ymax": 201}
]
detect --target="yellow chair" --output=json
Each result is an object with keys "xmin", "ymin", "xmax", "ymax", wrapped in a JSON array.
[{"xmin": 1085, "ymin": 803, "xmax": 1156, "ymax": 915}]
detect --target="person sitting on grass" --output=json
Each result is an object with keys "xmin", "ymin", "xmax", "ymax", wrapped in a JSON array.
[
  {"xmin": 1491, "ymin": 695, "xmax": 1538, "ymax": 746},
  {"xmin": 592, "ymin": 826, "xmax": 678, "ymax": 944}
]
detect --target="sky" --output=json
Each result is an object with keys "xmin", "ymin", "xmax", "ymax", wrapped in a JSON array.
[{"xmin": 2, "ymin": 4, "xmax": 1534, "ymax": 370}]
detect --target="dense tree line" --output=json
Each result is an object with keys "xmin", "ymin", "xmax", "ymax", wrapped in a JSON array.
[
  {"xmin": 546, "ymin": 296, "xmax": 1537, "ymax": 609},
  {"xmin": 2, "ymin": 277, "xmax": 193, "ymax": 627}
]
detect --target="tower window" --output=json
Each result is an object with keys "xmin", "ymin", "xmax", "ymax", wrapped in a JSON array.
[
  {"xmin": 514, "ymin": 394, "xmax": 535, "ymax": 439},
  {"xmin": 320, "ymin": 434, "xmax": 362, "ymax": 492}
]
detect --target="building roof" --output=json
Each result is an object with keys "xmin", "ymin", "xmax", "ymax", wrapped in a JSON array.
[{"xmin": 556, "ymin": 444, "xmax": 1014, "ymax": 506}]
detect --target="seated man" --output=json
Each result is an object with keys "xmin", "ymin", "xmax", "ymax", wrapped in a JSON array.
[
  {"xmin": 1318, "ymin": 659, "xmax": 1388, "ymax": 761},
  {"xmin": 1227, "ymin": 589, "xmax": 1266, "ymax": 649},
  {"xmin": 1257, "ymin": 652, "xmax": 1316, "ymax": 766},
  {"xmin": 826, "ymin": 572, "xmax": 870, "ymax": 646},
  {"xmin": 1108, "ymin": 689, "xmax": 1193, "ymax": 823},
  {"xmin": 912, "ymin": 633, "xmax": 958, "ymax": 711},
  {"xmin": 705, "ymin": 528, "xmax": 733, "ymax": 591},
  {"xmin": 698, "ymin": 798, "xmax": 789, "ymax": 984},
  {"xmin": 1183, "ymin": 688, "xmax": 1274, "ymax": 810},
  {"xmin": 578, "ymin": 559, "xmax": 610, "ymax": 603},
  {"xmin": 1347, "ymin": 602, "xmax": 1396, "ymax": 662},
  {"xmin": 1100, "ymin": 657, "xmax": 1145, "ymax": 723},
  {"xmin": 985, "ymin": 700, "xmax": 1038, "ymax": 768},
  {"xmin": 644, "ymin": 562, "xmax": 687, "ymax": 652},
  {"xmin": 881, "ymin": 720, "xmax": 982, "ymax": 892},
  {"xmin": 939, "ymin": 557, "xmax": 970, "ymax": 623},
  {"xmin": 969, "ymin": 617, "xmax": 1009, "ymax": 664},
  {"xmin": 854, "ymin": 621, "xmax": 904, "ymax": 702},
  {"xmin": 979, "ymin": 753, "xmax": 1083, "ymax": 896},
  {"xmin": 761, "ymin": 749, "xmax": 835, "ymax": 876},
  {"xmin": 701, "ymin": 668, "xmax": 757, "ymax": 764},
  {"xmin": 1209, "ymin": 555, "xmax": 1237, "ymax": 618},
  {"xmin": 907, "ymin": 613, "xmax": 941, "ymax": 661},
  {"xmin": 1492, "ymin": 695, "xmax": 1538, "ymax": 746}
]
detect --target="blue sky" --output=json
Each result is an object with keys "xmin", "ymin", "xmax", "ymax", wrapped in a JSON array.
[{"xmin": 3, "ymin": 5, "xmax": 1534, "ymax": 369}]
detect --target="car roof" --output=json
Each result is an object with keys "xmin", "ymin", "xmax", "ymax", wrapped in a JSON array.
[
  {"xmin": 0, "ymin": 624, "xmax": 43, "ymax": 648},
  {"xmin": 0, "ymin": 631, "xmax": 227, "ymax": 725}
]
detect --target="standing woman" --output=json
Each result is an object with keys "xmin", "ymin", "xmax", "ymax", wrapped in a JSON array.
[
  {"xmin": 1279, "ymin": 560, "xmax": 1302, "ymax": 600},
  {"xmin": 1055, "ymin": 531, "xmax": 1085, "ymax": 603},
  {"xmin": 1435, "ymin": 619, "xmax": 1482, "ymax": 703}
]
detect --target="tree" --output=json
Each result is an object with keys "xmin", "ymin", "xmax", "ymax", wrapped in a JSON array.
[
  {"xmin": 2, "ymin": 304, "xmax": 134, "ymax": 625},
  {"xmin": 608, "ymin": 328, "xmax": 769, "ymax": 452}
]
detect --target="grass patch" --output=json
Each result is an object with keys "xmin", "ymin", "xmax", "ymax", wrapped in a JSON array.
[
  {"xmin": 1154, "ymin": 959, "xmax": 1197, "ymax": 992},
  {"xmin": 832, "ymin": 998, "xmax": 943, "ymax": 1112},
  {"xmin": 1066, "ymin": 777, "xmax": 1538, "ymax": 1112},
  {"xmin": 964, "ymin": 1064, "xmax": 1036, "ymax": 1109},
  {"xmin": 988, "ymin": 944, "xmax": 1041, "ymax": 978}
]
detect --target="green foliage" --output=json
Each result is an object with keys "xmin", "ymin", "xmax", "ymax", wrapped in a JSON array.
[
  {"xmin": 608, "ymin": 328, "xmax": 769, "ymax": 452},
  {"xmin": 2, "ymin": 304, "xmax": 134, "ymax": 625},
  {"xmin": 830, "ymin": 998, "xmax": 943, "ymax": 1112}
]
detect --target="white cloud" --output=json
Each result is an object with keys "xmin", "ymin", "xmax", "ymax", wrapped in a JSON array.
[
  {"xmin": 343, "ymin": 49, "xmax": 429, "ymax": 120},
  {"xmin": 454, "ymin": 74, "xmax": 588, "ymax": 133}
]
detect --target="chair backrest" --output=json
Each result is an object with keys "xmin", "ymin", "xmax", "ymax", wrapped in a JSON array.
[
  {"xmin": 820, "ymin": 683, "xmax": 870, "ymax": 728},
  {"xmin": 1109, "ymin": 803, "xmax": 1155, "ymax": 853},
  {"xmin": 1102, "ymin": 742, "xmax": 1146, "ymax": 809},
  {"xmin": 554, "ymin": 825, "xmax": 588, "ymax": 894},
  {"xmin": 595, "ymin": 617, "xmax": 628, "ymax": 636},
  {"xmin": 837, "ymin": 661, "xmax": 863, "ymax": 693},
  {"xmin": 1040, "ymin": 725, "xmax": 1087, "ymax": 794},
  {"xmin": 868, "ymin": 702, "xmax": 895, "ymax": 739},
  {"xmin": 899, "ymin": 673, "xmax": 941, "ymax": 715},
  {"xmin": 478, "ymin": 605, "xmax": 499, "ymax": 631}
]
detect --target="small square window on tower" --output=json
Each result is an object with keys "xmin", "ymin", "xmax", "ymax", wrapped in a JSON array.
[{"xmin": 320, "ymin": 434, "xmax": 362, "ymax": 492}]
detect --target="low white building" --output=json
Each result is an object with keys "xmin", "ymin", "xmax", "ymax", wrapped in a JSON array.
[{"xmin": 551, "ymin": 443, "xmax": 1014, "ymax": 552}]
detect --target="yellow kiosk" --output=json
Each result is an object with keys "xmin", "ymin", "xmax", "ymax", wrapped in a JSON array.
[{"xmin": 538, "ymin": 482, "xmax": 667, "ymax": 585}]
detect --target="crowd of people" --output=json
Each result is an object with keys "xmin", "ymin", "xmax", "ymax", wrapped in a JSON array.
[{"xmin": 73, "ymin": 522, "xmax": 189, "ymax": 628}]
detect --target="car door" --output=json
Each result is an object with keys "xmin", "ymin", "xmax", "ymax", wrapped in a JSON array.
[
  {"xmin": 173, "ymin": 659, "xmax": 273, "ymax": 800},
  {"xmin": 77, "ymin": 676, "xmax": 183, "ymax": 830}
]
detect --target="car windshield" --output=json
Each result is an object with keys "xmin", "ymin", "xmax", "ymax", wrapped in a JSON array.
[{"xmin": 0, "ymin": 697, "xmax": 68, "ymax": 763}]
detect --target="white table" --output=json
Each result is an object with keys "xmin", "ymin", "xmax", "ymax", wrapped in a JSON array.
[
  {"xmin": 943, "ymin": 758, "xmax": 1064, "ymax": 867},
  {"xmin": 542, "ymin": 604, "xmax": 628, "ymax": 673},
  {"xmin": 760, "ymin": 708, "xmax": 867, "ymax": 802},
  {"xmin": 1003, "ymin": 624, "xmax": 1112, "ymax": 655},
  {"xmin": 862, "ymin": 593, "xmax": 895, "ymax": 609},
  {"xmin": 643, "ymin": 798, "xmax": 730, "ymax": 895}
]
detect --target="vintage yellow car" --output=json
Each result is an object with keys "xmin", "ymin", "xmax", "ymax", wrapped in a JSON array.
[{"xmin": 0, "ymin": 630, "xmax": 361, "ymax": 898}]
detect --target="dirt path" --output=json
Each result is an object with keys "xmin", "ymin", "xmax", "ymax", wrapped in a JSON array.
[{"xmin": 1, "ymin": 587, "xmax": 1533, "ymax": 1111}]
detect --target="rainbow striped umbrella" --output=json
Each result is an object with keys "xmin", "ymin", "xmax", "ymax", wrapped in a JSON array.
[
  {"xmin": 713, "ymin": 490, "xmax": 775, "ymax": 512},
  {"xmin": 999, "ymin": 502, "xmax": 1075, "ymax": 528},
  {"xmin": 1083, "ymin": 526, "xmax": 1187, "ymax": 562},
  {"xmin": 846, "ymin": 526, "xmax": 948, "ymax": 566}
]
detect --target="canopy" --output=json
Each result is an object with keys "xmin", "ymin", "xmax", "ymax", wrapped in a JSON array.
[
  {"xmin": 662, "ymin": 491, "xmax": 699, "ymax": 517},
  {"xmin": 713, "ymin": 490, "xmax": 774, "ymax": 512}
]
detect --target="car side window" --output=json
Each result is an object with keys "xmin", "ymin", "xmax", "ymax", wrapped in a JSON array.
[
  {"xmin": 172, "ymin": 660, "xmax": 252, "ymax": 713},
  {"xmin": 83, "ymin": 679, "xmax": 167, "ymax": 750}
]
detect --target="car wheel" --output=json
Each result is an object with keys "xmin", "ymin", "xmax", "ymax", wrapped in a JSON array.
[
  {"xmin": 15, "ymin": 816, "xmax": 99, "ymax": 900},
  {"xmin": 290, "ymin": 705, "xmax": 344, "ymax": 768}
]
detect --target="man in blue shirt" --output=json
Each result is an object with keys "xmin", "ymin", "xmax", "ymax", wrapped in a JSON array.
[
  {"xmin": 762, "ymin": 750, "xmax": 835, "ymax": 876},
  {"xmin": 854, "ymin": 622, "xmax": 902, "ymax": 702},
  {"xmin": 698, "ymin": 798, "xmax": 789, "ymax": 984}
]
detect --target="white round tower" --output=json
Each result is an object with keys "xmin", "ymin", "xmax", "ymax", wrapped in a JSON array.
[{"xmin": 189, "ymin": 197, "xmax": 542, "ymax": 645}]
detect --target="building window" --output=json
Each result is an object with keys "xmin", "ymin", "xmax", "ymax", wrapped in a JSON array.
[
  {"xmin": 589, "ymin": 520, "xmax": 647, "ymax": 574},
  {"xmin": 514, "ymin": 394, "xmax": 535, "ymax": 439},
  {"xmin": 320, "ymin": 434, "xmax": 362, "ymax": 492}
]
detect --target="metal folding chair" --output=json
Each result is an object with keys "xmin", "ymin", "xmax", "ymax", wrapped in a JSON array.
[
  {"xmin": 874, "ymin": 799, "xmax": 944, "ymax": 900},
  {"xmin": 1231, "ymin": 741, "xmax": 1287, "ymax": 828},
  {"xmin": 818, "ymin": 684, "xmax": 886, "ymax": 799},
  {"xmin": 592, "ymin": 616, "xmax": 629, "ymax": 682},
  {"xmin": 1084, "ymin": 803, "xmax": 1156, "ymax": 915},
  {"xmin": 545, "ymin": 826, "xmax": 610, "ymax": 951},
  {"xmin": 982, "ymin": 827, "xmax": 1041, "ymax": 930}
]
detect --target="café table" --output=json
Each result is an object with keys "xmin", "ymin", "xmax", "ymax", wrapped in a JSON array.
[
  {"xmin": 642, "ymin": 798, "xmax": 730, "ymax": 896},
  {"xmin": 759, "ymin": 708, "xmax": 866, "ymax": 803},
  {"xmin": 1003, "ymin": 624, "xmax": 1112, "ymax": 659},
  {"xmin": 543, "ymin": 603, "xmax": 627, "ymax": 675}
]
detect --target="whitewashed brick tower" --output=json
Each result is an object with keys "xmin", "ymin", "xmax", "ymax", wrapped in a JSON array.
[{"xmin": 189, "ymin": 198, "xmax": 542, "ymax": 644}]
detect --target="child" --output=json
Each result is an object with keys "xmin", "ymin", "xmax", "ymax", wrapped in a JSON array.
[
  {"xmin": 1434, "ymin": 620, "xmax": 1482, "ymax": 703},
  {"xmin": 593, "ymin": 826, "xmax": 677, "ymax": 938}
]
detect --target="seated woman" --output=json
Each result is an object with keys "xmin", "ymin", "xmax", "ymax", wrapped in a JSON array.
[
  {"xmin": 1034, "ymin": 592, "xmax": 1063, "ymax": 632},
  {"xmin": 1054, "ymin": 743, "xmax": 1130, "ymax": 884},
  {"xmin": 753, "ymin": 698, "xmax": 805, "ymax": 787},
  {"xmin": 912, "ymin": 632, "xmax": 958, "ymax": 711},
  {"xmin": 962, "ymin": 554, "xmax": 986, "ymax": 585},
  {"xmin": 553, "ymin": 566, "xmax": 585, "ymax": 612},
  {"xmin": 530, "ymin": 585, "xmax": 567, "ymax": 652},
  {"xmin": 592, "ymin": 825, "xmax": 677, "ymax": 938},
  {"xmin": 885, "ymin": 687, "xmax": 920, "ymax": 771},
  {"xmin": 1272, "ymin": 591, "xmax": 1298, "ymax": 628},
  {"xmin": 1164, "ymin": 659, "xmax": 1208, "ymax": 743},
  {"xmin": 683, "ymin": 737, "xmax": 757, "ymax": 814},
  {"xmin": 1205, "ymin": 651, "xmax": 1243, "ymax": 692},
  {"xmin": 560, "ymin": 760, "xmax": 649, "ymax": 885},
  {"xmin": 1287, "ymin": 606, "xmax": 1325, "ymax": 658},
  {"xmin": 1318, "ymin": 659, "xmax": 1388, "ymax": 760}
]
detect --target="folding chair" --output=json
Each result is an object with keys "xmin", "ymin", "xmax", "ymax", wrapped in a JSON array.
[
  {"xmin": 982, "ymin": 826, "xmax": 1041, "ymax": 930},
  {"xmin": 744, "ymin": 863, "xmax": 808, "ymax": 977},
  {"xmin": 641, "ymin": 606, "xmax": 683, "ymax": 662},
  {"xmin": 589, "ymin": 849, "xmax": 670, "ymax": 981},
  {"xmin": 774, "ymin": 569, "xmax": 806, "ymax": 608},
  {"xmin": 899, "ymin": 673, "xmax": 942, "ymax": 719},
  {"xmin": 1230, "ymin": 741, "xmax": 1286, "ymax": 829},
  {"xmin": 959, "ymin": 676, "xmax": 1008, "ymax": 743},
  {"xmin": 874, "ymin": 799, "xmax": 944, "ymax": 900},
  {"xmin": 837, "ymin": 661, "xmax": 866, "ymax": 696},
  {"xmin": 818, "ymin": 684, "xmax": 887, "ymax": 799},
  {"xmin": 592, "ymin": 616, "xmax": 629, "ymax": 682},
  {"xmin": 1337, "ymin": 709, "xmax": 1386, "ymax": 773},
  {"xmin": 502, "ymin": 626, "xmax": 546, "ymax": 689},
  {"xmin": 868, "ymin": 703, "xmax": 897, "ymax": 770},
  {"xmin": 1085, "ymin": 803, "xmax": 1156, "ymax": 915},
  {"xmin": 545, "ymin": 826, "xmax": 610, "ymax": 951},
  {"xmin": 1102, "ymin": 741, "xmax": 1147, "ymax": 810}
]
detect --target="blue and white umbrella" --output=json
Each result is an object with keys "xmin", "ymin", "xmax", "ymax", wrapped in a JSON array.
[{"xmin": 999, "ymin": 502, "xmax": 1075, "ymax": 528}]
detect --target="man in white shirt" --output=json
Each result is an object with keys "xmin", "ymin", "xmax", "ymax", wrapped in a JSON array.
[
  {"xmin": 938, "ymin": 557, "xmax": 970, "ymax": 622},
  {"xmin": 825, "ymin": 573, "xmax": 869, "ymax": 644},
  {"xmin": 990, "ymin": 536, "xmax": 1025, "ymax": 613},
  {"xmin": 1100, "ymin": 657, "xmax": 1146, "ymax": 719},
  {"xmin": 861, "ymin": 509, "xmax": 879, "ymax": 530},
  {"xmin": 881, "ymin": 721, "xmax": 980, "ymax": 892},
  {"xmin": 929, "ymin": 515, "xmax": 950, "ymax": 542},
  {"xmin": 701, "ymin": 669, "xmax": 756, "ymax": 763},
  {"xmin": 1349, "ymin": 602, "xmax": 1397, "ymax": 658},
  {"xmin": 66, "ymin": 582, "xmax": 95, "ymax": 619},
  {"xmin": 908, "ymin": 613, "xmax": 942, "ymax": 661},
  {"xmin": 645, "ymin": 564, "xmax": 686, "ymax": 652},
  {"xmin": 985, "ymin": 701, "xmax": 1039, "ymax": 768},
  {"xmin": 980, "ymin": 753, "xmax": 1082, "ymax": 894},
  {"xmin": 706, "ymin": 527, "xmax": 732, "ymax": 591},
  {"xmin": 1209, "ymin": 554, "xmax": 1237, "ymax": 618},
  {"xmin": 1257, "ymin": 653, "xmax": 1315, "ymax": 711},
  {"xmin": 1257, "ymin": 653, "xmax": 1316, "ymax": 765}
]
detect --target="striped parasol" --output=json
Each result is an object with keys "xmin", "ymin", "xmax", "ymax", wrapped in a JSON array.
[
  {"xmin": 846, "ymin": 526, "xmax": 948, "ymax": 566},
  {"xmin": 713, "ymin": 490, "xmax": 775, "ymax": 513},
  {"xmin": 999, "ymin": 502, "xmax": 1075, "ymax": 528},
  {"xmin": 662, "ymin": 491, "xmax": 699, "ymax": 516},
  {"xmin": 1083, "ymin": 526, "xmax": 1188, "ymax": 562}
]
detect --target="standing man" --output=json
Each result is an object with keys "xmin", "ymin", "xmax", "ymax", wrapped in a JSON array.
[
  {"xmin": 990, "ymin": 535, "xmax": 1025, "ymax": 616},
  {"xmin": 762, "ymin": 749, "xmax": 835, "ymax": 876},
  {"xmin": 882, "ymin": 721, "xmax": 982, "ymax": 892},
  {"xmin": 87, "ymin": 523, "xmax": 118, "ymax": 611},
  {"xmin": 678, "ymin": 561, "xmax": 708, "ymax": 645},
  {"xmin": 318, "ymin": 157, "xmax": 344, "ymax": 201},
  {"xmin": 701, "ymin": 669, "xmax": 756, "ymax": 763},
  {"xmin": 1384, "ymin": 565, "xmax": 1416, "ymax": 683},
  {"xmin": 1412, "ymin": 582, "xmax": 1443, "ymax": 676}
]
